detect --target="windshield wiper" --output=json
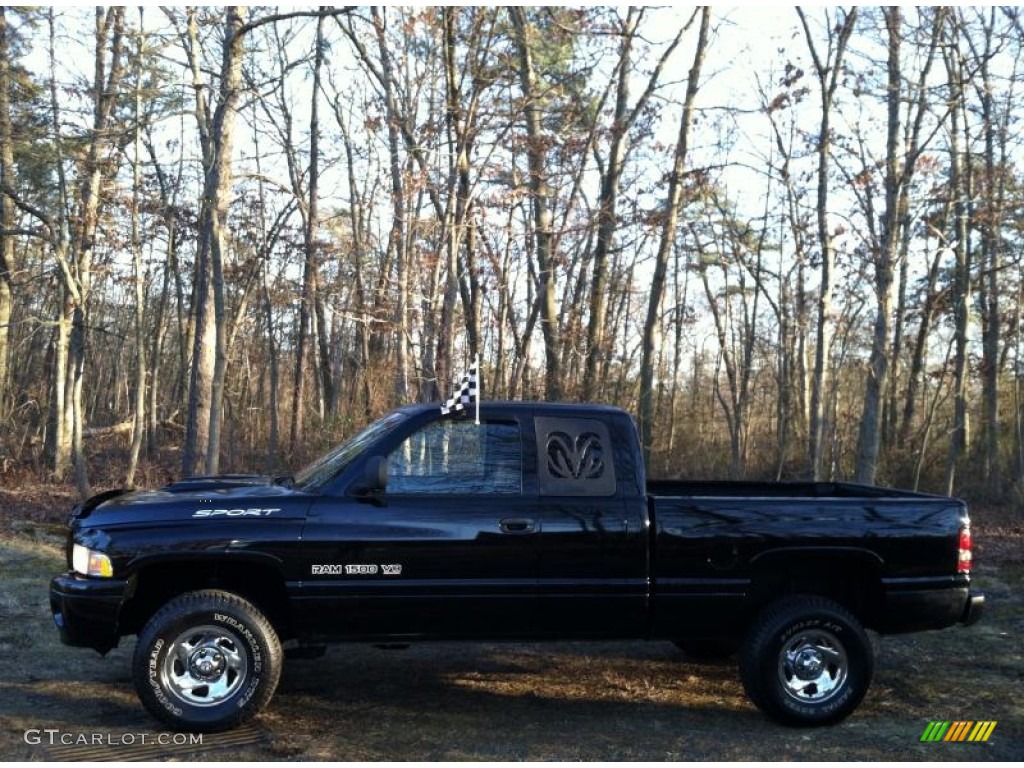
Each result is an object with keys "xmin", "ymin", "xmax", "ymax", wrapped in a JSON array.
[{"xmin": 273, "ymin": 474, "xmax": 294, "ymax": 488}]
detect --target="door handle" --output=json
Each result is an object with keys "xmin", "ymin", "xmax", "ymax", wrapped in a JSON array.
[{"xmin": 499, "ymin": 518, "xmax": 538, "ymax": 534}]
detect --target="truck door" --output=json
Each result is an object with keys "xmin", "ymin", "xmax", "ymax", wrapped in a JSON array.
[
  {"xmin": 298, "ymin": 413, "xmax": 539, "ymax": 640},
  {"xmin": 530, "ymin": 414, "xmax": 649, "ymax": 638}
]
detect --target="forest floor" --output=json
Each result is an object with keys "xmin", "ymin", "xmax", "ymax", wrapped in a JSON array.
[{"xmin": 0, "ymin": 484, "xmax": 1021, "ymax": 761}]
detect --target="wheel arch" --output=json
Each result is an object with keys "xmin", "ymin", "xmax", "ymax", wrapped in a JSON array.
[
  {"xmin": 747, "ymin": 547, "xmax": 884, "ymax": 625},
  {"xmin": 120, "ymin": 555, "xmax": 293, "ymax": 640}
]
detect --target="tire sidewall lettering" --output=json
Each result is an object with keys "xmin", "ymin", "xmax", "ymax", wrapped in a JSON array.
[
  {"xmin": 213, "ymin": 611, "xmax": 264, "ymax": 674},
  {"xmin": 146, "ymin": 638, "xmax": 184, "ymax": 717},
  {"xmin": 778, "ymin": 616, "xmax": 846, "ymax": 644},
  {"xmin": 778, "ymin": 683, "xmax": 854, "ymax": 717}
]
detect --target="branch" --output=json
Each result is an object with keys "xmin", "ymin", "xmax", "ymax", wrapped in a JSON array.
[
  {"xmin": 626, "ymin": 14, "xmax": 690, "ymax": 128},
  {"xmin": 238, "ymin": 7, "xmax": 356, "ymax": 37},
  {"xmin": 0, "ymin": 182, "xmax": 56, "ymax": 241},
  {"xmin": 83, "ymin": 419, "xmax": 134, "ymax": 438},
  {"xmin": 335, "ymin": 12, "xmax": 385, "ymax": 90},
  {"xmin": 0, "ymin": 227, "xmax": 50, "ymax": 240}
]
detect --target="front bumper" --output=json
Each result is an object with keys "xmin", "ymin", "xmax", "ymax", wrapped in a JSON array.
[{"xmin": 49, "ymin": 572, "xmax": 130, "ymax": 654}]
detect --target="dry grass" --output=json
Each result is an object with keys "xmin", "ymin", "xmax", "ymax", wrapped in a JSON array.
[{"xmin": 0, "ymin": 486, "xmax": 1020, "ymax": 761}]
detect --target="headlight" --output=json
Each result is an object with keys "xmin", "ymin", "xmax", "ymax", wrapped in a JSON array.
[{"xmin": 72, "ymin": 544, "xmax": 113, "ymax": 577}]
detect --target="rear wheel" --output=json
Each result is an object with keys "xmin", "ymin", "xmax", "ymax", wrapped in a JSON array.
[
  {"xmin": 132, "ymin": 590, "xmax": 282, "ymax": 732},
  {"xmin": 739, "ymin": 595, "xmax": 873, "ymax": 726}
]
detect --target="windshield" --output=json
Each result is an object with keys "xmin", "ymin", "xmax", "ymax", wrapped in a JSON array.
[{"xmin": 293, "ymin": 411, "xmax": 409, "ymax": 492}]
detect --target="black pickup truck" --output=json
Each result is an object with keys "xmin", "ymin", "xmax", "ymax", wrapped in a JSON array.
[{"xmin": 50, "ymin": 402, "xmax": 984, "ymax": 732}]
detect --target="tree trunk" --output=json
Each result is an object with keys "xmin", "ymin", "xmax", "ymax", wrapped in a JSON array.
[
  {"xmin": 0, "ymin": 8, "xmax": 14, "ymax": 416},
  {"xmin": 48, "ymin": 292, "xmax": 72, "ymax": 476},
  {"xmin": 855, "ymin": 6, "xmax": 942, "ymax": 485},
  {"xmin": 885, "ymin": 239, "xmax": 909, "ymax": 447},
  {"xmin": 853, "ymin": 8, "xmax": 902, "ymax": 484},
  {"xmin": 582, "ymin": 9, "xmax": 686, "ymax": 402},
  {"xmin": 205, "ymin": 7, "xmax": 246, "ymax": 475},
  {"xmin": 263, "ymin": 265, "xmax": 280, "ymax": 472},
  {"xmin": 143, "ymin": 124, "xmax": 182, "ymax": 460},
  {"xmin": 67, "ymin": 6, "xmax": 127, "ymax": 498},
  {"xmin": 309, "ymin": 18, "xmax": 334, "ymax": 418},
  {"xmin": 183, "ymin": 6, "xmax": 246, "ymax": 476},
  {"xmin": 798, "ymin": 7, "xmax": 858, "ymax": 480},
  {"xmin": 126, "ymin": 21, "xmax": 146, "ymax": 488},
  {"xmin": 974, "ymin": 12, "xmax": 1002, "ymax": 496},
  {"xmin": 639, "ymin": 6, "xmax": 710, "ymax": 462},
  {"xmin": 290, "ymin": 19, "xmax": 326, "ymax": 451},
  {"xmin": 584, "ymin": 10, "xmax": 637, "ymax": 402},
  {"xmin": 370, "ymin": 7, "xmax": 409, "ymax": 402},
  {"xmin": 898, "ymin": 232, "xmax": 945, "ymax": 445},
  {"xmin": 944, "ymin": 37, "xmax": 971, "ymax": 495},
  {"xmin": 511, "ymin": 8, "xmax": 563, "ymax": 401}
]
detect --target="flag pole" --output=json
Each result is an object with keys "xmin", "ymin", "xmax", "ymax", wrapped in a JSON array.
[{"xmin": 475, "ymin": 353, "xmax": 480, "ymax": 425}]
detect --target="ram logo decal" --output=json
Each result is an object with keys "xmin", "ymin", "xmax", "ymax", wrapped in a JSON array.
[
  {"xmin": 192, "ymin": 508, "xmax": 281, "ymax": 518},
  {"xmin": 546, "ymin": 431, "xmax": 605, "ymax": 480}
]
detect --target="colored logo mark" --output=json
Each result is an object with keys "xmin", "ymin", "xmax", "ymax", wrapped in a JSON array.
[{"xmin": 920, "ymin": 721, "xmax": 997, "ymax": 742}]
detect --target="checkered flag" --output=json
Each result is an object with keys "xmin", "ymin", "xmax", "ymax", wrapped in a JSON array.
[{"xmin": 440, "ymin": 357, "xmax": 479, "ymax": 421}]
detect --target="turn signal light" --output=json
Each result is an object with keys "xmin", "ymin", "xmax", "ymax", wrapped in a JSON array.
[{"xmin": 72, "ymin": 544, "xmax": 114, "ymax": 577}]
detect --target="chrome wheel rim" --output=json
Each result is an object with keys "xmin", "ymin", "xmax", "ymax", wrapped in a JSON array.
[
  {"xmin": 161, "ymin": 624, "xmax": 248, "ymax": 707},
  {"xmin": 777, "ymin": 628, "xmax": 848, "ymax": 704}
]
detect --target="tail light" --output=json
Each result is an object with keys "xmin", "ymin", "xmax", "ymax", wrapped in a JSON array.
[{"xmin": 957, "ymin": 525, "xmax": 972, "ymax": 574}]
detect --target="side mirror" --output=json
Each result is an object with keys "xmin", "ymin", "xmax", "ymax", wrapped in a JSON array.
[{"xmin": 363, "ymin": 455, "xmax": 388, "ymax": 493}]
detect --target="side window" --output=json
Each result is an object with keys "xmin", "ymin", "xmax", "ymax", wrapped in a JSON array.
[
  {"xmin": 535, "ymin": 416, "xmax": 616, "ymax": 497},
  {"xmin": 387, "ymin": 421, "xmax": 522, "ymax": 495}
]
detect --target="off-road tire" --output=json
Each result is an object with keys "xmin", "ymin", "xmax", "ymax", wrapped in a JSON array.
[
  {"xmin": 132, "ymin": 590, "xmax": 282, "ymax": 732},
  {"xmin": 739, "ymin": 595, "xmax": 873, "ymax": 726}
]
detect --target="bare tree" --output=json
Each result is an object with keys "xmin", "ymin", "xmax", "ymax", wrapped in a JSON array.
[
  {"xmin": 510, "ymin": 7, "xmax": 563, "ymax": 400},
  {"xmin": 8, "ymin": 8, "xmax": 128, "ymax": 495},
  {"xmin": 180, "ymin": 6, "xmax": 247, "ymax": 477},
  {"xmin": 582, "ymin": 8, "xmax": 686, "ymax": 401},
  {"xmin": 125, "ymin": 13, "xmax": 146, "ymax": 488},
  {"xmin": 639, "ymin": 6, "xmax": 710, "ymax": 462},
  {"xmin": 0, "ymin": 8, "xmax": 14, "ymax": 417},
  {"xmin": 797, "ymin": 6, "xmax": 857, "ymax": 480},
  {"xmin": 965, "ymin": 8, "xmax": 1013, "ymax": 497},
  {"xmin": 854, "ymin": 7, "xmax": 943, "ymax": 484},
  {"xmin": 290, "ymin": 15, "xmax": 330, "ymax": 453},
  {"xmin": 943, "ymin": 13, "xmax": 972, "ymax": 494}
]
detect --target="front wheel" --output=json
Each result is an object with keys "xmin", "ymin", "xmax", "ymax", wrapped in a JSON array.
[
  {"xmin": 739, "ymin": 596, "xmax": 873, "ymax": 726},
  {"xmin": 132, "ymin": 590, "xmax": 282, "ymax": 732}
]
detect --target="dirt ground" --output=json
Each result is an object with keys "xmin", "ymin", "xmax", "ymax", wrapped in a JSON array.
[{"xmin": 0, "ymin": 487, "xmax": 1020, "ymax": 761}]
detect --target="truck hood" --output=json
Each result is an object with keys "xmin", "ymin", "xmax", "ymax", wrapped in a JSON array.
[{"xmin": 70, "ymin": 476, "xmax": 310, "ymax": 528}]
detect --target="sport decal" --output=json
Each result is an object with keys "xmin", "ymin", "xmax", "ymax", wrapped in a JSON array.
[{"xmin": 192, "ymin": 508, "xmax": 281, "ymax": 517}]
